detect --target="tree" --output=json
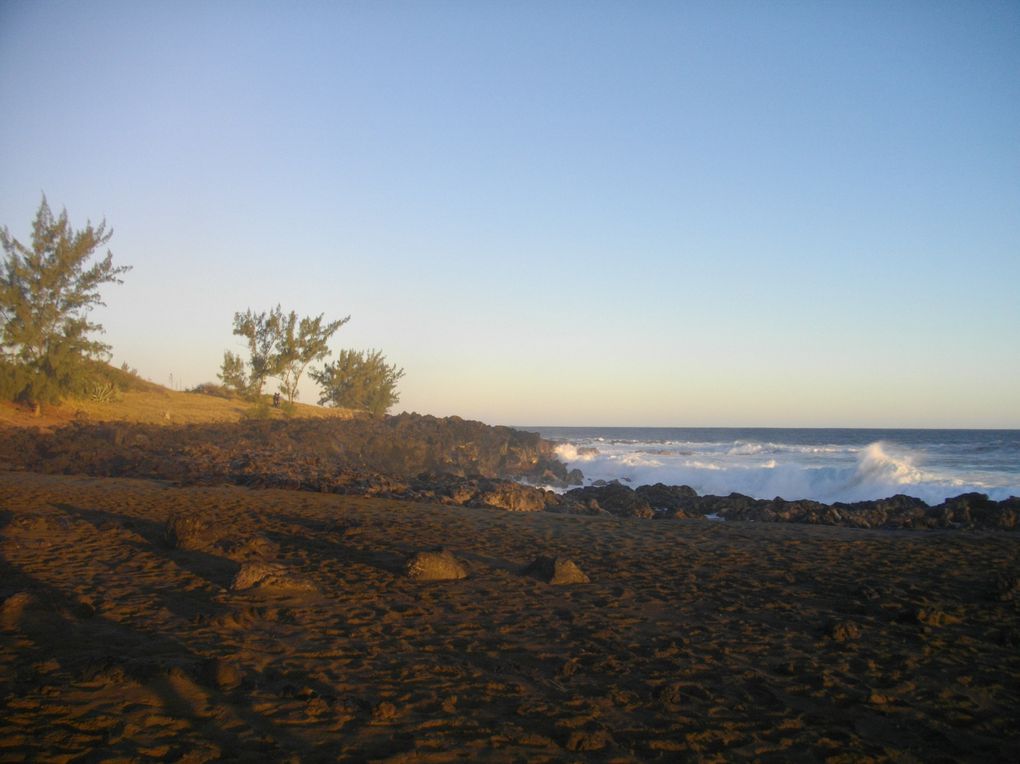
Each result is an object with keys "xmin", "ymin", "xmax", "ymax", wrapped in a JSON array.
[
  {"xmin": 311, "ymin": 348, "xmax": 405, "ymax": 417},
  {"xmin": 222, "ymin": 305, "xmax": 349, "ymax": 402},
  {"xmin": 276, "ymin": 310, "xmax": 349, "ymax": 404},
  {"xmin": 229, "ymin": 305, "xmax": 285, "ymax": 398},
  {"xmin": 0, "ymin": 197, "xmax": 130, "ymax": 412},
  {"xmin": 217, "ymin": 350, "xmax": 248, "ymax": 395}
]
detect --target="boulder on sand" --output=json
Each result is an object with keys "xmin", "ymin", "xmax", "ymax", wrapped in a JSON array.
[
  {"xmin": 230, "ymin": 561, "xmax": 315, "ymax": 592},
  {"xmin": 213, "ymin": 534, "xmax": 279, "ymax": 562},
  {"xmin": 164, "ymin": 512, "xmax": 218, "ymax": 550},
  {"xmin": 405, "ymin": 549, "xmax": 468, "ymax": 581},
  {"xmin": 522, "ymin": 555, "xmax": 590, "ymax": 585}
]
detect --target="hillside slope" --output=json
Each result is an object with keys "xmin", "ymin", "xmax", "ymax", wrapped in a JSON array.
[{"xmin": 0, "ymin": 371, "xmax": 356, "ymax": 429}]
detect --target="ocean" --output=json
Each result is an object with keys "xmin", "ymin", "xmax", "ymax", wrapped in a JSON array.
[{"xmin": 526, "ymin": 427, "xmax": 1020, "ymax": 505}]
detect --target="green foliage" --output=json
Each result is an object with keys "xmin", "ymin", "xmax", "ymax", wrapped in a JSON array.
[
  {"xmin": 223, "ymin": 305, "xmax": 348, "ymax": 403},
  {"xmin": 87, "ymin": 380, "xmax": 120, "ymax": 403},
  {"xmin": 276, "ymin": 310, "xmax": 349, "ymax": 404},
  {"xmin": 240, "ymin": 397, "xmax": 273, "ymax": 420},
  {"xmin": 89, "ymin": 359, "xmax": 155, "ymax": 393},
  {"xmin": 230, "ymin": 306, "xmax": 284, "ymax": 397},
  {"xmin": 218, "ymin": 350, "xmax": 249, "ymax": 396},
  {"xmin": 0, "ymin": 197, "xmax": 130, "ymax": 411},
  {"xmin": 311, "ymin": 348, "xmax": 405, "ymax": 417},
  {"xmin": 0, "ymin": 358, "xmax": 31, "ymax": 402}
]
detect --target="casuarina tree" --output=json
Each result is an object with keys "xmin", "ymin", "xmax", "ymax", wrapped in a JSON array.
[
  {"xmin": 0, "ymin": 197, "xmax": 130, "ymax": 413},
  {"xmin": 311, "ymin": 348, "xmax": 405, "ymax": 417},
  {"xmin": 276, "ymin": 310, "xmax": 349, "ymax": 404},
  {"xmin": 220, "ymin": 305, "xmax": 348, "ymax": 402},
  {"xmin": 222, "ymin": 306, "xmax": 284, "ymax": 399}
]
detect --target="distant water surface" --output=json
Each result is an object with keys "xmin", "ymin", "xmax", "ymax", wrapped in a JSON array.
[{"xmin": 524, "ymin": 427, "xmax": 1020, "ymax": 504}]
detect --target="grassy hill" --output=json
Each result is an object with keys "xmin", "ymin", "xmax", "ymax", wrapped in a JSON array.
[{"xmin": 0, "ymin": 365, "xmax": 357, "ymax": 429}]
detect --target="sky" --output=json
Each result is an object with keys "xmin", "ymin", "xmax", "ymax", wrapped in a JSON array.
[{"xmin": 1, "ymin": 1, "xmax": 1018, "ymax": 428}]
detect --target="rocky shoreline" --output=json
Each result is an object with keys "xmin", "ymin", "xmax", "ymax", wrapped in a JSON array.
[
  {"xmin": 3, "ymin": 423, "xmax": 1019, "ymax": 761},
  {"xmin": 1, "ymin": 415, "xmax": 1016, "ymax": 531},
  {"xmin": 562, "ymin": 480, "xmax": 1019, "ymax": 530}
]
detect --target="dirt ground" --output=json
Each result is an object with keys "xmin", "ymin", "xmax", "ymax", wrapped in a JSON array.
[{"xmin": 2, "ymin": 470, "xmax": 1018, "ymax": 762}]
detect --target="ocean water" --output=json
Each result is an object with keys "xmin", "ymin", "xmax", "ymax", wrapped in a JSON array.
[{"xmin": 527, "ymin": 427, "xmax": 1020, "ymax": 505}]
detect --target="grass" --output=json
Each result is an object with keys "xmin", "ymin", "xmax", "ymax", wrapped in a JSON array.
[{"xmin": 0, "ymin": 371, "xmax": 357, "ymax": 429}]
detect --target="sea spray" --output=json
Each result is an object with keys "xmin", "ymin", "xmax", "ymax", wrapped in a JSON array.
[{"xmin": 538, "ymin": 427, "xmax": 1020, "ymax": 504}]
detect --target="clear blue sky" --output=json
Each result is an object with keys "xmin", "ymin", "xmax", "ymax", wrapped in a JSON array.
[{"xmin": 2, "ymin": 1, "xmax": 1018, "ymax": 427}]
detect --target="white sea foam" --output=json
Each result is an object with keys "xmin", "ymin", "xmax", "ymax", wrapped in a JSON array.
[
  {"xmin": 554, "ymin": 443, "xmax": 599, "ymax": 462},
  {"xmin": 552, "ymin": 436, "xmax": 1017, "ymax": 504}
]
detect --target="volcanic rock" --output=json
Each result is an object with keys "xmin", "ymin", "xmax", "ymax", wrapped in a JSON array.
[
  {"xmin": 230, "ymin": 561, "xmax": 316, "ymax": 592},
  {"xmin": 522, "ymin": 556, "xmax": 590, "ymax": 585},
  {"xmin": 164, "ymin": 512, "xmax": 219, "ymax": 550},
  {"xmin": 564, "ymin": 483, "xmax": 654, "ymax": 518},
  {"xmin": 204, "ymin": 658, "xmax": 244, "ymax": 690},
  {"xmin": 635, "ymin": 482, "xmax": 699, "ymax": 517},
  {"xmin": 474, "ymin": 480, "xmax": 549, "ymax": 512},
  {"xmin": 1, "ymin": 592, "xmax": 41, "ymax": 631},
  {"xmin": 916, "ymin": 608, "xmax": 961, "ymax": 627},
  {"xmin": 212, "ymin": 534, "xmax": 279, "ymax": 562},
  {"xmin": 656, "ymin": 682, "xmax": 685, "ymax": 705},
  {"xmin": 829, "ymin": 620, "xmax": 863, "ymax": 643},
  {"xmin": 405, "ymin": 549, "xmax": 468, "ymax": 581},
  {"xmin": 566, "ymin": 728, "xmax": 614, "ymax": 751}
]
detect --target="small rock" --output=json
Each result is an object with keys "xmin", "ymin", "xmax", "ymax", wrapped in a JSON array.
[
  {"xmin": 213, "ymin": 534, "xmax": 279, "ymax": 562},
  {"xmin": 856, "ymin": 583, "xmax": 882, "ymax": 600},
  {"xmin": 164, "ymin": 512, "xmax": 216, "ymax": 550},
  {"xmin": 231, "ymin": 561, "xmax": 315, "ymax": 592},
  {"xmin": 566, "ymin": 729, "xmax": 613, "ymax": 751},
  {"xmin": 204, "ymin": 658, "xmax": 243, "ymax": 690},
  {"xmin": 916, "ymin": 608, "xmax": 961, "ymax": 627},
  {"xmin": 1, "ymin": 592, "xmax": 40, "ymax": 630},
  {"xmin": 521, "ymin": 556, "xmax": 590, "ymax": 585},
  {"xmin": 829, "ymin": 620, "xmax": 862, "ymax": 642},
  {"xmin": 405, "ymin": 549, "xmax": 468, "ymax": 581},
  {"xmin": 372, "ymin": 701, "xmax": 398, "ymax": 722},
  {"xmin": 657, "ymin": 682, "xmax": 684, "ymax": 705}
]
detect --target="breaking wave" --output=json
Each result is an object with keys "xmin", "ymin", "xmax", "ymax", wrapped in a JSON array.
[{"xmin": 552, "ymin": 436, "xmax": 1016, "ymax": 505}]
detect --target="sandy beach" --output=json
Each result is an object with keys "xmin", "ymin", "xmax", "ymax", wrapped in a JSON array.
[{"xmin": 2, "ymin": 469, "xmax": 1018, "ymax": 762}]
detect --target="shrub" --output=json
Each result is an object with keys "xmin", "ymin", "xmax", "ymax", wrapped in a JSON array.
[
  {"xmin": 311, "ymin": 348, "xmax": 404, "ymax": 417},
  {"xmin": 241, "ymin": 398, "xmax": 273, "ymax": 420},
  {"xmin": 189, "ymin": 382, "xmax": 237, "ymax": 399}
]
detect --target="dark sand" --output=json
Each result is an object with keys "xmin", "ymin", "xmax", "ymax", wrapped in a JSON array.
[{"xmin": 2, "ymin": 470, "xmax": 1018, "ymax": 762}]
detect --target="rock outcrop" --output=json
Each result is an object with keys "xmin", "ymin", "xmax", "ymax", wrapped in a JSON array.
[
  {"xmin": 562, "ymin": 483, "xmax": 655, "ymax": 518},
  {"xmin": 0, "ymin": 414, "xmax": 580, "ymax": 488},
  {"xmin": 558, "ymin": 482, "xmax": 1019, "ymax": 531}
]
